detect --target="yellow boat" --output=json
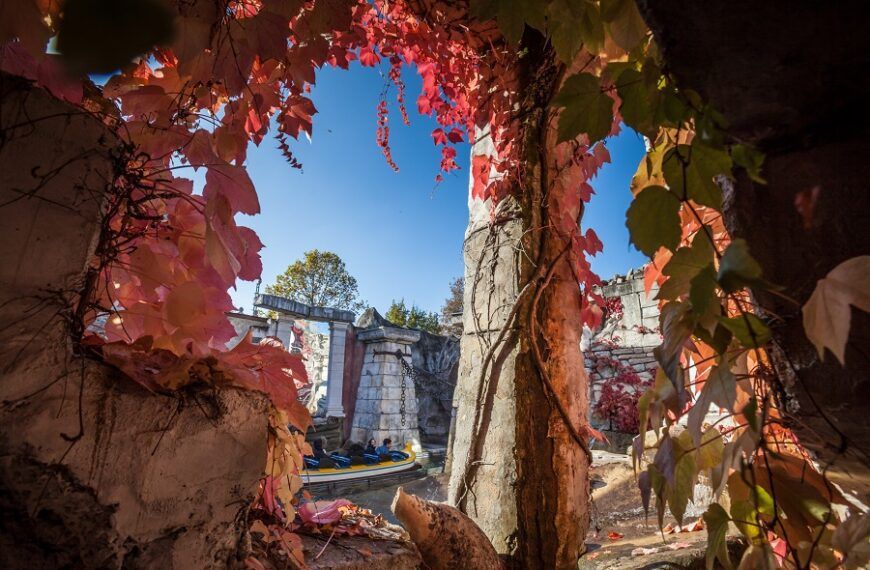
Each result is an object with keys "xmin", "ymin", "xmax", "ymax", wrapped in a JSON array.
[{"xmin": 301, "ymin": 443, "xmax": 418, "ymax": 483}]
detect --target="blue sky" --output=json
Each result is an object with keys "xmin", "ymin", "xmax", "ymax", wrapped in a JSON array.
[{"xmin": 230, "ymin": 64, "xmax": 647, "ymax": 316}]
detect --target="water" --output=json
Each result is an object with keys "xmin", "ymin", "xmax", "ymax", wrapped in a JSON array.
[{"xmin": 309, "ymin": 449, "xmax": 448, "ymax": 524}]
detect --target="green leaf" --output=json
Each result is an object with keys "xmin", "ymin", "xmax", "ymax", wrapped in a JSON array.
[
  {"xmin": 662, "ymin": 142, "xmax": 732, "ymax": 209},
  {"xmin": 657, "ymin": 233, "xmax": 714, "ymax": 300},
  {"xmin": 547, "ymin": 0, "xmax": 604, "ymax": 61},
  {"xmin": 656, "ymin": 301, "xmax": 694, "ymax": 391},
  {"xmin": 720, "ymin": 314, "xmax": 771, "ymax": 349},
  {"xmin": 694, "ymin": 322, "xmax": 733, "ymax": 355},
  {"xmin": 473, "ymin": 0, "xmax": 546, "ymax": 45},
  {"xmin": 600, "ymin": 0, "xmax": 647, "ymax": 51},
  {"xmin": 731, "ymin": 144, "xmax": 766, "ymax": 184},
  {"xmin": 552, "ymin": 72, "xmax": 614, "ymax": 143},
  {"xmin": 696, "ymin": 428, "xmax": 725, "ymax": 471},
  {"xmin": 742, "ymin": 396, "xmax": 759, "ymax": 434},
  {"xmin": 668, "ymin": 434, "xmax": 698, "ymax": 524},
  {"xmin": 577, "ymin": 1, "xmax": 605, "ymax": 55},
  {"xmin": 546, "ymin": 0, "xmax": 582, "ymax": 62},
  {"xmin": 469, "ymin": 0, "xmax": 500, "ymax": 19},
  {"xmin": 659, "ymin": 301, "xmax": 694, "ymax": 361},
  {"xmin": 703, "ymin": 503, "xmax": 734, "ymax": 570},
  {"xmin": 625, "ymin": 185, "xmax": 682, "ymax": 257},
  {"xmin": 717, "ymin": 239, "xmax": 763, "ymax": 293},
  {"xmin": 687, "ymin": 366, "xmax": 736, "ymax": 447},
  {"xmin": 730, "ymin": 499, "xmax": 761, "ymax": 541},
  {"xmin": 752, "ymin": 485, "xmax": 775, "ymax": 518},
  {"xmin": 690, "ymin": 264, "xmax": 720, "ymax": 332},
  {"xmin": 616, "ymin": 68, "xmax": 662, "ymax": 138}
]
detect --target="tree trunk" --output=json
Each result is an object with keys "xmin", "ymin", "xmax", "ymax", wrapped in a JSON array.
[{"xmin": 448, "ymin": 40, "xmax": 591, "ymax": 569}]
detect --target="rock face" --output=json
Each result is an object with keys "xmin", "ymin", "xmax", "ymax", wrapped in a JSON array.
[
  {"xmin": 411, "ymin": 331, "xmax": 459, "ymax": 444},
  {"xmin": 0, "ymin": 360, "xmax": 270, "ymax": 569},
  {"xmin": 0, "ymin": 76, "xmax": 271, "ymax": 568}
]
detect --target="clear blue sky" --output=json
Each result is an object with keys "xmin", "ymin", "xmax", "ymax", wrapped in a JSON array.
[{"xmin": 229, "ymin": 64, "xmax": 647, "ymax": 316}]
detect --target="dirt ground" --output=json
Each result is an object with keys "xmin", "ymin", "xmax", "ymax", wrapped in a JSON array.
[{"xmin": 582, "ymin": 451, "xmax": 742, "ymax": 569}]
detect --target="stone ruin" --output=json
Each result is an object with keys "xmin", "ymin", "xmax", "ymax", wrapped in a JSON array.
[
  {"xmin": 226, "ymin": 297, "xmax": 460, "ymax": 452},
  {"xmin": 225, "ymin": 268, "xmax": 670, "ymax": 454},
  {"xmin": 583, "ymin": 268, "xmax": 661, "ymax": 435}
]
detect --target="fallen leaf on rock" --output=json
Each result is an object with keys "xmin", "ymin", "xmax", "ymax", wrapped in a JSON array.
[
  {"xmin": 298, "ymin": 498, "xmax": 352, "ymax": 525},
  {"xmin": 663, "ymin": 518, "xmax": 704, "ymax": 534}
]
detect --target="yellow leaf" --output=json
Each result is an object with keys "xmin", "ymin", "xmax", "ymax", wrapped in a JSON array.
[{"xmin": 802, "ymin": 256, "xmax": 870, "ymax": 364}]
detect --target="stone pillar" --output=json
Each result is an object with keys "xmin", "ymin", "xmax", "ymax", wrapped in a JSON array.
[
  {"xmin": 350, "ymin": 326, "xmax": 421, "ymax": 450},
  {"xmin": 324, "ymin": 321, "xmax": 349, "ymax": 417},
  {"xmin": 274, "ymin": 316, "xmax": 295, "ymax": 349}
]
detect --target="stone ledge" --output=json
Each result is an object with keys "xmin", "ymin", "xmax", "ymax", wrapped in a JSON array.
[{"xmin": 357, "ymin": 327, "xmax": 421, "ymax": 344}]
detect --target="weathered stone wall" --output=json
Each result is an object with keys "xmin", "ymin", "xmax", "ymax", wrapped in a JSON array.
[
  {"xmin": 350, "ymin": 323, "xmax": 421, "ymax": 449},
  {"xmin": 411, "ymin": 330, "xmax": 459, "ymax": 445},
  {"xmin": 584, "ymin": 268, "xmax": 660, "ymax": 430},
  {"xmin": 226, "ymin": 312, "xmax": 272, "ymax": 346}
]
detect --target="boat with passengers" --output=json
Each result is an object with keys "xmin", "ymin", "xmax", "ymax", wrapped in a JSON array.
[{"xmin": 301, "ymin": 441, "xmax": 418, "ymax": 483}]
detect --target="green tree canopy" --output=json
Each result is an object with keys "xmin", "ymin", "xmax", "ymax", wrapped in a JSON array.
[
  {"xmin": 265, "ymin": 250, "xmax": 365, "ymax": 311},
  {"xmin": 440, "ymin": 276, "xmax": 464, "ymax": 336},
  {"xmin": 385, "ymin": 298, "xmax": 440, "ymax": 333}
]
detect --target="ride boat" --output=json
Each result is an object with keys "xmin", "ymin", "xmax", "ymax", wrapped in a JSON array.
[{"xmin": 301, "ymin": 442, "xmax": 418, "ymax": 483}]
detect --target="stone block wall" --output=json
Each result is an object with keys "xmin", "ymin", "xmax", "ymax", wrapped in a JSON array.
[
  {"xmin": 584, "ymin": 268, "xmax": 661, "ymax": 431},
  {"xmin": 349, "ymin": 326, "xmax": 421, "ymax": 449}
]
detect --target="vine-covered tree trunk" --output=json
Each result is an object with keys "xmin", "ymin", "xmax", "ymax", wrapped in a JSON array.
[{"xmin": 448, "ymin": 40, "xmax": 591, "ymax": 569}]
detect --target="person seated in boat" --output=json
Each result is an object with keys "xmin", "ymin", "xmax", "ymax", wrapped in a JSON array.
[
  {"xmin": 376, "ymin": 438, "xmax": 393, "ymax": 461},
  {"xmin": 310, "ymin": 437, "xmax": 340, "ymax": 468},
  {"xmin": 343, "ymin": 441, "xmax": 369, "ymax": 466},
  {"xmin": 362, "ymin": 438, "xmax": 380, "ymax": 464}
]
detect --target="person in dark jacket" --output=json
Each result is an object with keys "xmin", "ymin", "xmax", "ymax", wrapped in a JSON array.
[{"xmin": 376, "ymin": 437, "xmax": 393, "ymax": 461}]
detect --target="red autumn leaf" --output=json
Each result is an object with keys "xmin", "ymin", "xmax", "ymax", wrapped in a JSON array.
[
  {"xmin": 607, "ymin": 531, "xmax": 625, "ymax": 541},
  {"xmin": 471, "ymin": 154, "xmax": 491, "ymax": 200},
  {"xmin": 0, "ymin": 43, "xmax": 83, "ymax": 103},
  {"xmin": 584, "ymin": 229, "xmax": 604, "ymax": 255},
  {"xmin": 236, "ymin": 226, "xmax": 264, "ymax": 281},
  {"xmin": 279, "ymin": 96, "xmax": 317, "ymax": 139},
  {"xmin": 204, "ymin": 162, "xmax": 261, "ymax": 215},
  {"xmin": 298, "ymin": 498, "xmax": 352, "ymax": 525},
  {"xmin": 101, "ymin": 337, "xmax": 192, "ymax": 392},
  {"xmin": 446, "ymin": 128, "xmax": 464, "ymax": 143},
  {"xmin": 242, "ymin": 11, "xmax": 291, "ymax": 63},
  {"xmin": 358, "ymin": 46, "xmax": 380, "ymax": 66},
  {"xmin": 431, "ymin": 127, "xmax": 447, "ymax": 145},
  {"xmin": 219, "ymin": 332, "xmax": 310, "ymax": 427}
]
